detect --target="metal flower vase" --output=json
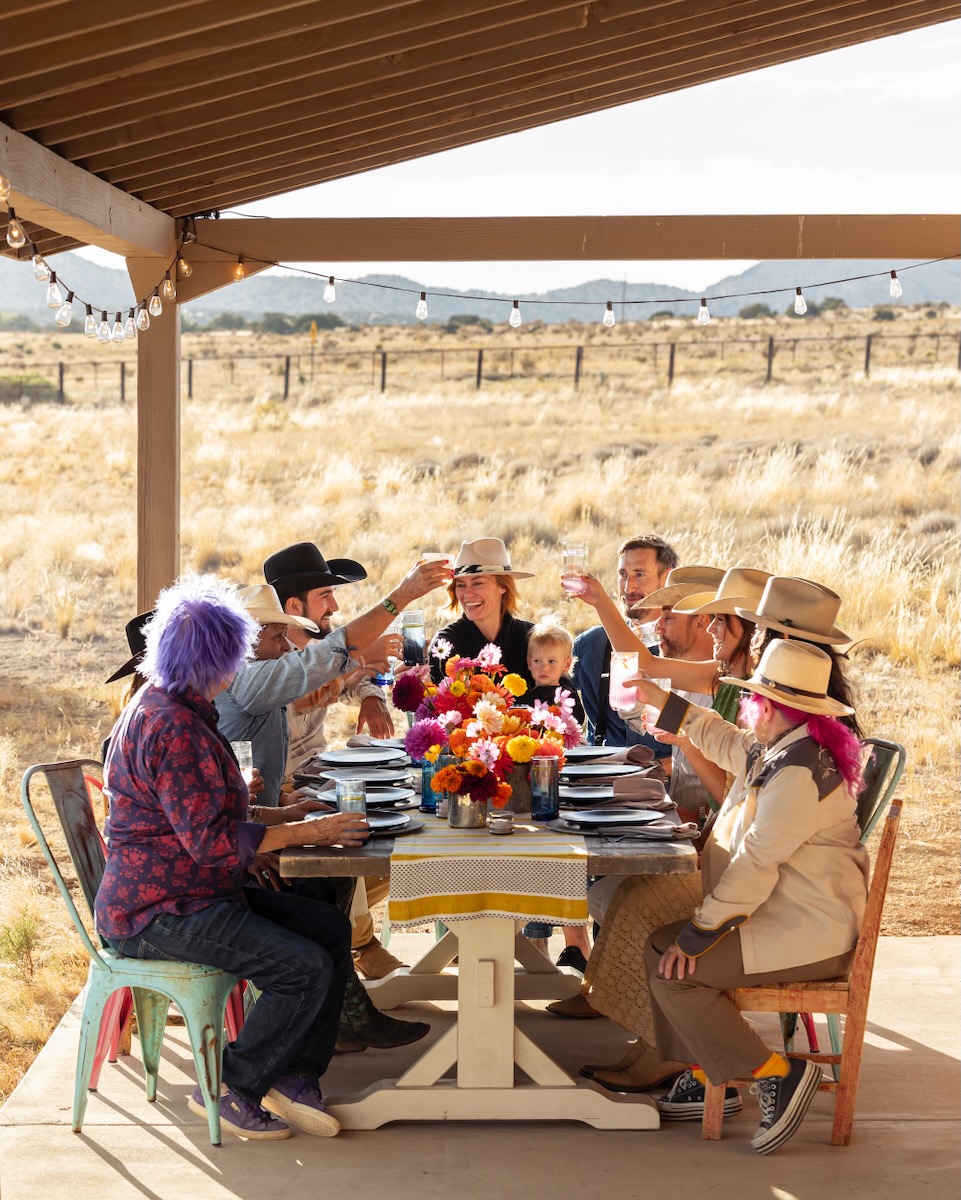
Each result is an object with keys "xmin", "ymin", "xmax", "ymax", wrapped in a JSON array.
[{"xmin": 447, "ymin": 794, "xmax": 487, "ymax": 828}]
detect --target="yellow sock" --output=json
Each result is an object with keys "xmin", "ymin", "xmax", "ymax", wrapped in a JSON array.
[
  {"xmin": 753, "ymin": 1052, "xmax": 790, "ymax": 1079},
  {"xmin": 691, "ymin": 1066, "xmax": 707, "ymax": 1085}
]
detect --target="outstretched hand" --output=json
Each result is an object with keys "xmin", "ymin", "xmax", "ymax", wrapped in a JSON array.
[{"xmin": 395, "ymin": 559, "xmax": 454, "ymax": 605}]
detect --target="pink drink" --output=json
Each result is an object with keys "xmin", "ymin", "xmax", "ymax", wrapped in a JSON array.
[{"xmin": 608, "ymin": 652, "xmax": 639, "ymax": 712}]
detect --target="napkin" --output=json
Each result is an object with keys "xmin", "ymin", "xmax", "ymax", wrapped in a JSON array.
[
  {"xmin": 347, "ymin": 735, "xmax": 377, "ymax": 747},
  {"xmin": 555, "ymin": 818, "xmax": 698, "ymax": 840},
  {"xmin": 584, "ymin": 745, "xmax": 657, "ymax": 767}
]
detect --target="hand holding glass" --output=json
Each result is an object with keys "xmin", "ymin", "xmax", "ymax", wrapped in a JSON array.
[
  {"xmin": 335, "ymin": 779, "xmax": 367, "ymax": 815},
  {"xmin": 230, "ymin": 741, "xmax": 254, "ymax": 785},
  {"xmin": 642, "ymin": 678, "xmax": 672, "ymax": 733},
  {"xmin": 561, "ymin": 541, "xmax": 589, "ymax": 601},
  {"xmin": 608, "ymin": 652, "xmax": 639, "ymax": 712}
]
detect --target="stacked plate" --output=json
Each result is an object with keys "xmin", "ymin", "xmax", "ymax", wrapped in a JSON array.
[
  {"xmin": 309, "ymin": 746, "xmax": 417, "ymax": 809},
  {"xmin": 304, "ymin": 810, "xmax": 424, "ymax": 836}
]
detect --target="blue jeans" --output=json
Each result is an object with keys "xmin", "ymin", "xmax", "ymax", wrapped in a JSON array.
[{"xmin": 106, "ymin": 887, "xmax": 351, "ymax": 1101}]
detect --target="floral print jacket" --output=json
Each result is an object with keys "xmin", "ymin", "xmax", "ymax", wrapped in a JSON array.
[{"xmin": 95, "ymin": 685, "xmax": 264, "ymax": 940}]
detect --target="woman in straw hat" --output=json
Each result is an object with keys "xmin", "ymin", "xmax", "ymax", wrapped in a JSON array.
[{"xmin": 630, "ymin": 640, "xmax": 868, "ymax": 1154}]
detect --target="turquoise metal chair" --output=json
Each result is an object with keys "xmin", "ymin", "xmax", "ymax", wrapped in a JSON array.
[{"xmin": 22, "ymin": 760, "xmax": 240, "ymax": 1145}]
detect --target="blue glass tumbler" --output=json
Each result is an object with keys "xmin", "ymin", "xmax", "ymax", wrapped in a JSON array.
[{"xmin": 530, "ymin": 757, "xmax": 560, "ymax": 821}]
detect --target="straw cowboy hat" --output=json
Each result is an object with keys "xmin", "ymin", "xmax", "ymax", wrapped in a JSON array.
[
  {"xmin": 451, "ymin": 537, "xmax": 534, "ymax": 578},
  {"xmin": 105, "ymin": 610, "xmax": 155, "ymax": 683},
  {"xmin": 735, "ymin": 576, "xmax": 852, "ymax": 645},
  {"xmin": 264, "ymin": 541, "xmax": 367, "ymax": 592},
  {"xmin": 237, "ymin": 584, "xmax": 320, "ymax": 633},
  {"xmin": 720, "ymin": 639, "xmax": 853, "ymax": 717},
  {"xmin": 637, "ymin": 565, "xmax": 726, "ymax": 611},
  {"xmin": 673, "ymin": 566, "xmax": 772, "ymax": 617}
]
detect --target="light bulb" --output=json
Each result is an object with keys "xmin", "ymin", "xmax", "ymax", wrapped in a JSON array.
[
  {"xmin": 509, "ymin": 300, "xmax": 522, "ymax": 328},
  {"xmin": 177, "ymin": 255, "xmax": 193, "ymax": 278},
  {"xmin": 162, "ymin": 274, "xmax": 176, "ymax": 300},
  {"xmin": 5, "ymin": 207, "xmax": 26, "ymax": 250},
  {"xmin": 31, "ymin": 247, "xmax": 50, "ymax": 281},
  {"xmin": 0, "ymin": 172, "xmax": 10, "ymax": 203},
  {"xmin": 84, "ymin": 305, "xmax": 97, "ymax": 337},
  {"xmin": 415, "ymin": 291, "xmax": 428, "ymax": 320},
  {"xmin": 232, "ymin": 258, "xmax": 245, "ymax": 282},
  {"xmin": 124, "ymin": 309, "xmax": 137, "ymax": 339},
  {"xmin": 794, "ymin": 287, "xmax": 807, "ymax": 316},
  {"xmin": 148, "ymin": 290, "xmax": 163, "ymax": 316},
  {"xmin": 323, "ymin": 275, "xmax": 336, "ymax": 303},
  {"xmin": 97, "ymin": 312, "xmax": 111, "ymax": 343},
  {"xmin": 889, "ymin": 270, "xmax": 903, "ymax": 299},
  {"xmin": 55, "ymin": 291, "xmax": 75, "ymax": 328},
  {"xmin": 136, "ymin": 307, "xmax": 150, "ymax": 331},
  {"xmin": 603, "ymin": 300, "xmax": 616, "ymax": 328},
  {"xmin": 46, "ymin": 273, "xmax": 63, "ymax": 307},
  {"xmin": 111, "ymin": 313, "xmax": 125, "ymax": 343},
  {"xmin": 697, "ymin": 298, "xmax": 710, "ymax": 325}
]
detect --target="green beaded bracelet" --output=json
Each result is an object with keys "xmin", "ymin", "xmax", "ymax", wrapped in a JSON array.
[{"xmin": 382, "ymin": 596, "xmax": 399, "ymax": 615}]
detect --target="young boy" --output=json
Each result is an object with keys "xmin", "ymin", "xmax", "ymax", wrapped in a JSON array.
[{"xmin": 526, "ymin": 619, "xmax": 586, "ymax": 725}]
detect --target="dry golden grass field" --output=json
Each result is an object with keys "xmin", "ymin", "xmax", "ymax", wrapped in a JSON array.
[{"xmin": 0, "ymin": 309, "xmax": 958, "ymax": 1101}]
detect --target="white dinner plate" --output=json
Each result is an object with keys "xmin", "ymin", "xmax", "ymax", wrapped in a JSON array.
[
  {"xmin": 559, "ymin": 763, "xmax": 643, "ymax": 779},
  {"xmin": 364, "ymin": 737, "xmax": 408, "ymax": 749},
  {"xmin": 315, "ymin": 766, "xmax": 411, "ymax": 784},
  {"xmin": 365, "ymin": 811, "xmax": 412, "ymax": 831},
  {"xmin": 315, "ymin": 747, "xmax": 408, "ymax": 767},
  {"xmin": 364, "ymin": 789, "xmax": 417, "ymax": 807},
  {"xmin": 562, "ymin": 745, "xmax": 624, "ymax": 761},
  {"xmin": 558, "ymin": 785, "xmax": 615, "ymax": 804},
  {"xmin": 561, "ymin": 808, "xmax": 665, "ymax": 827}
]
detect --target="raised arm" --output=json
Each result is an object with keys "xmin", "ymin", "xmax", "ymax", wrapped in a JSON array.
[{"xmin": 341, "ymin": 559, "xmax": 452, "ymax": 650}]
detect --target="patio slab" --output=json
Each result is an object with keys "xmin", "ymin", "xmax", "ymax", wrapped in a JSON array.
[{"xmin": 1, "ymin": 935, "xmax": 958, "ymax": 1200}]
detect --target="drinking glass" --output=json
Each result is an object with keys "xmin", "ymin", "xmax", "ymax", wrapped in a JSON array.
[
  {"xmin": 373, "ymin": 619, "xmax": 401, "ymax": 687},
  {"xmin": 561, "ymin": 540, "xmax": 589, "ymax": 601},
  {"xmin": 420, "ymin": 551, "xmax": 449, "ymax": 563},
  {"xmin": 643, "ymin": 678, "xmax": 672, "ymax": 734},
  {"xmin": 530, "ymin": 757, "xmax": 560, "ymax": 822},
  {"xmin": 401, "ymin": 609, "xmax": 427, "ymax": 665},
  {"xmin": 335, "ymin": 779, "xmax": 367, "ymax": 815},
  {"xmin": 608, "ymin": 651, "xmax": 639, "ymax": 712},
  {"xmin": 230, "ymin": 740, "xmax": 254, "ymax": 785}
]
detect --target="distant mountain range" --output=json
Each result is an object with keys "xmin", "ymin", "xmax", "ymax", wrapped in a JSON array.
[{"xmin": 1, "ymin": 253, "xmax": 957, "ymax": 326}]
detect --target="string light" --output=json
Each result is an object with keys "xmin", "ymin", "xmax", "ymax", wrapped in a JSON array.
[
  {"xmin": 232, "ymin": 257, "xmax": 245, "ymax": 282},
  {"xmin": 54, "ymin": 291, "xmax": 74, "ymax": 328},
  {"xmin": 415, "ymin": 291, "xmax": 428, "ymax": 320},
  {"xmin": 889, "ymin": 270, "xmax": 903, "ymax": 299},
  {"xmin": 135, "ymin": 307, "xmax": 150, "ymax": 332},
  {"xmin": 794, "ymin": 286, "xmax": 808, "ymax": 316},
  {"xmin": 509, "ymin": 300, "xmax": 522, "ymax": 328},
  {"xmin": 148, "ymin": 289, "xmax": 163, "ymax": 317},
  {"xmin": 83, "ymin": 304, "xmax": 97, "ymax": 337},
  {"xmin": 602, "ymin": 300, "xmax": 616, "ymax": 328},
  {"xmin": 5, "ymin": 207, "xmax": 26, "ymax": 250},
  {"xmin": 97, "ymin": 311, "xmax": 111, "ymax": 343},
  {"xmin": 697, "ymin": 298, "xmax": 711, "ymax": 325},
  {"xmin": 111, "ymin": 312, "xmax": 125, "ymax": 343},
  {"xmin": 323, "ymin": 275, "xmax": 336, "ymax": 303},
  {"xmin": 45, "ymin": 273, "xmax": 62, "ymax": 308},
  {"xmin": 177, "ymin": 255, "xmax": 193, "ymax": 278},
  {"xmin": 162, "ymin": 274, "xmax": 176, "ymax": 301},
  {"xmin": 31, "ymin": 245, "xmax": 50, "ymax": 281},
  {"xmin": 0, "ymin": 172, "xmax": 11, "ymax": 203},
  {"xmin": 124, "ymin": 308, "xmax": 137, "ymax": 339}
]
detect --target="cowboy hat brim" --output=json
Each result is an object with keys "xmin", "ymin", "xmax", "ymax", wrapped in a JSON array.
[
  {"xmin": 270, "ymin": 557, "xmax": 368, "ymax": 592},
  {"xmin": 637, "ymin": 582, "xmax": 712, "ymax": 610},
  {"xmin": 673, "ymin": 591, "xmax": 759, "ymax": 617},
  {"xmin": 244, "ymin": 607, "xmax": 319, "ymax": 633},
  {"xmin": 105, "ymin": 654, "xmax": 142, "ymax": 685},
  {"xmin": 451, "ymin": 565, "xmax": 535, "ymax": 579},
  {"xmin": 734, "ymin": 606, "xmax": 852, "ymax": 645},
  {"xmin": 718, "ymin": 672, "xmax": 853, "ymax": 717}
]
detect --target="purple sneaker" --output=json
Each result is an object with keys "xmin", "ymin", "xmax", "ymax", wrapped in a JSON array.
[
  {"xmin": 188, "ymin": 1084, "xmax": 291, "ymax": 1140},
  {"xmin": 263, "ymin": 1075, "xmax": 341, "ymax": 1137}
]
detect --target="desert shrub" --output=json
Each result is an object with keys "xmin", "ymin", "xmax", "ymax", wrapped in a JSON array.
[
  {"xmin": 739, "ymin": 302, "xmax": 775, "ymax": 319},
  {"xmin": 0, "ymin": 374, "xmax": 58, "ymax": 403}
]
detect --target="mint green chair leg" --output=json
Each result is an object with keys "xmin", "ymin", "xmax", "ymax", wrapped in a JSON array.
[{"xmin": 131, "ymin": 987, "xmax": 172, "ymax": 1103}]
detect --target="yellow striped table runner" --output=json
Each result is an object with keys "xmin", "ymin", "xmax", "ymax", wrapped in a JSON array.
[{"xmin": 388, "ymin": 820, "xmax": 588, "ymax": 928}]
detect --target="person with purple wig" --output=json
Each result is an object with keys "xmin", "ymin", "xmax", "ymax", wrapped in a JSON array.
[
  {"xmin": 96, "ymin": 574, "xmax": 370, "ymax": 1141},
  {"xmin": 625, "ymin": 639, "xmax": 869, "ymax": 1155}
]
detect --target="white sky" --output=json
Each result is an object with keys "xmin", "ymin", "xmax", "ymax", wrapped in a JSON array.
[{"xmin": 77, "ymin": 22, "xmax": 960, "ymax": 294}]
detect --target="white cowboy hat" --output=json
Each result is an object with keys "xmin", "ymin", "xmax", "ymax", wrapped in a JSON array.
[
  {"xmin": 636, "ymin": 565, "xmax": 726, "ymax": 611},
  {"xmin": 735, "ymin": 576, "xmax": 852, "ymax": 645},
  {"xmin": 672, "ymin": 566, "xmax": 772, "ymax": 617},
  {"xmin": 451, "ymin": 537, "xmax": 534, "ymax": 578},
  {"xmin": 720, "ymin": 639, "xmax": 853, "ymax": 717},
  {"xmin": 237, "ymin": 584, "xmax": 320, "ymax": 632}
]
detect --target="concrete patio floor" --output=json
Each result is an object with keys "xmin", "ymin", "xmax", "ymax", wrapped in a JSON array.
[{"xmin": 2, "ymin": 934, "xmax": 958, "ymax": 1200}]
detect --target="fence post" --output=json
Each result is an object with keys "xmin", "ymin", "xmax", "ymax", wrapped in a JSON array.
[
  {"xmin": 120, "ymin": 361, "xmax": 126, "ymax": 402},
  {"xmin": 58, "ymin": 361, "xmax": 65, "ymax": 403},
  {"xmin": 667, "ymin": 343, "xmax": 676, "ymax": 385},
  {"xmin": 283, "ymin": 355, "xmax": 290, "ymax": 399},
  {"xmin": 187, "ymin": 357, "xmax": 193, "ymax": 399},
  {"xmin": 864, "ymin": 334, "xmax": 873, "ymax": 376},
  {"xmin": 766, "ymin": 335, "xmax": 775, "ymax": 383},
  {"xmin": 574, "ymin": 345, "xmax": 583, "ymax": 388},
  {"xmin": 380, "ymin": 350, "xmax": 387, "ymax": 392},
  {"xmin": 475, "ymin": 348, "xmax": 484, "ymax": 390}
]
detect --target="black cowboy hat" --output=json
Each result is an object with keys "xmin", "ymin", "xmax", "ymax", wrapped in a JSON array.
[
  {"xmin": 105, "ymin": 610, "xmax": 155, "ymax": 684},
  {"xmin": 264, "ymin": 542, "xmax": 367, "ymax": 596}
]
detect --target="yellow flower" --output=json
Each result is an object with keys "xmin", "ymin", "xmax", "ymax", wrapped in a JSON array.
[
  {"xmin": 450, "ymin": 680, "xmax": 467, "ymax": 696},
  {"xmin": 506, "ymin": 734, "xmax": 539, "ymax": 763},
  {"xmin": 424, "ymin": 744, "xmax": 442, "ymax": 763},
  {"xmin": 502, "ymin": 673, "xmax": 528, "ymax": 697}
]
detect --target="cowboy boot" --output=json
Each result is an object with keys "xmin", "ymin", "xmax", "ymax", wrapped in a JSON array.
[{"xmin": 340, "ymin": 967, "xmax": 431, "ymax": 1049}]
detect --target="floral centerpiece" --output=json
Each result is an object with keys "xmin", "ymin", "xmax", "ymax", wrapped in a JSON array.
[{"xmin": 391, "ymin": 640, "xmax": 582, "ymax": 809}]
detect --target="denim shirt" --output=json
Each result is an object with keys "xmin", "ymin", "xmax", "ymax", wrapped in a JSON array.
[
  {"xmin": 215, "ymin": 628, "xmax": 355, "ymax": 805},
  {"xmin": 572, "ymin": 625, "xmax": 668, "ymax": 755}
]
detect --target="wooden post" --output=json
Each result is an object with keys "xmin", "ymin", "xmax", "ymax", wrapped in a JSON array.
[
  {"xmin": 57, "ymin": 361, "xmax": 65, "ymax": 403},
  {"xmin": 864, "ymin": 334, "xmax": 873, "ymax": 376},
  {"xmin": 766, "ymin": 335, "xmax": 775, "ymax": 383},
  {"xmin": 574, "ymin": 345, "xmax": 583, "ymax": 388},
  {"xmin": 667, "ymin": 343, "xmax": 676, "ymax": 385},
  {"xmin": 380, "ymin": 350, "xmax": 387, "ymax": 392},
  {"xmin": 119, "ymin": 361, "xmax": 126, "ymax": 403},
  {"xmin": 476, "ymin": 348, "xmax": 484, "ymax": 390},
  {"xmin": 283, "ymin": 355, "xmax": 291, "ymax": 399}
]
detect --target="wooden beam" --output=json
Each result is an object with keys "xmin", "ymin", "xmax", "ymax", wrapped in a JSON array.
[
  {"xmin": 0, "ymin": 121, "xmax": 175, "ymax": 259},
  {"xmin": 187, "ymin": 215, "xmax": 960, "ymax": 264}
]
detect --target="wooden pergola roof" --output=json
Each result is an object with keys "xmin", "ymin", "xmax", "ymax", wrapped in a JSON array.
[{"xmin": 1, "ymin": 1, "xmax": 958, "ymax": 605}]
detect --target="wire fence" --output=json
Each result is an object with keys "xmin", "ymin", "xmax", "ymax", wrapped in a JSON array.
[{"xmin": 1, "ymin": 329, "xmax": 958, "ymax": 404}]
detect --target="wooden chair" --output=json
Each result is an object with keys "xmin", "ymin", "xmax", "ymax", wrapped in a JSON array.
[{"xmin": 701, "ymin": 800, "xmax": 903, "ymax": 1147}]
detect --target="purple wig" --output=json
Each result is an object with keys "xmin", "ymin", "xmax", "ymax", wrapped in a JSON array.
[
  {"xmin": 739, "ymin": 693, "xmax": 864, "ymax": 798},
  {"xmin": 140, "ymin": 574, "xmax": 258, "ymax": 698}
]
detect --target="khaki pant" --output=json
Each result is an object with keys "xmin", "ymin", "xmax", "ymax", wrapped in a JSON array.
[
  {"xmin": 646, "ymin": 919, "xmax": 852, "ymax": 1085},
  {"xmin": 350, "ymin": 875, "xmax": 391, "ymax": 949}
]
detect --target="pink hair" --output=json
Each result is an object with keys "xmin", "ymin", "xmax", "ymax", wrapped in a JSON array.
[{"xmin": 739, "ymin": 693, "xmax": 864, "ymax": 797}]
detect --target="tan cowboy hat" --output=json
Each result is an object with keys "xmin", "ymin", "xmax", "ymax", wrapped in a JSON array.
[
  {"xmin": 637, "ymin": 565, "xmax": 726, "ymax": 611},
  {"xmin": 720, "ymin": 639, "xmax": 853, "ymax": 717},
  {"xmin": 237, "ymin": 584, "xmax": 320, "ymax": 632},
  {"xmin": 735, "ymin": 576, "xmax": 852, "ymax": 645},
  {"xmin": 673, "ymin": 566, "xmax": 772, "ymax": 617},
  {"xmin": 451, "ymin": 537, "xmax": 534, "ymax": 578}
]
